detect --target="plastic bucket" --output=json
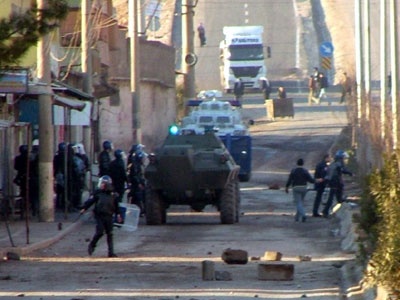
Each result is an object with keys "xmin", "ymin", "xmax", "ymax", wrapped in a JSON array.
[{"xmin": 114, "ymin": 203, "xmax": 140, "ymax": 232}]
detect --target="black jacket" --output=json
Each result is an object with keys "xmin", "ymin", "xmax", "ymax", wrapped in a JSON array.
[
  {"xmin": 109, "ymin": 158, "xmax": 127, "ymax": 192},
  {"xmin": 325, "ymin": 160, "xmax": 353, "ymax": 188},
  {"xmin": 98, "ymin": 150, "xmax": 111, "ymax": 176},
  {"xmin": 314, "ymin": 160, "xmax": 329, "ymax": 188},
  {"xmin": 82, "ymin": 189, "xmax": 120, "ymax": 216},
  {"xmin": 286, "ymin": 167, "xmax": 314, "ymax": 188}
]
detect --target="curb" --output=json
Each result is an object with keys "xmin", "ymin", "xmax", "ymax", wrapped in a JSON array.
[{"xmin": 1, "ymin": 220, "xmax": 83, "ymax": 258}]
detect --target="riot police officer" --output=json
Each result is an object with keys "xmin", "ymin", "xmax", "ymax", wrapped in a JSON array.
[
  {"xmin": 98, "ymin": 140, "xmax": 113, "ymax": 177},
  {"xmin": 81, "ymin": 175, "xmax": 121, "ymax": 257}
]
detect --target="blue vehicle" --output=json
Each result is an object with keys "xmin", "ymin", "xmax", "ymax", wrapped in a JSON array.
[{"xmin": 220, "ymin": 134, "xmax": 252, "ymax": 182}]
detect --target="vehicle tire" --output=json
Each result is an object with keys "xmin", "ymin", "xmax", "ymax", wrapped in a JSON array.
[
  {"xmin": 145, "ymin": 187, "xmax": 165, "ymax": 225},
  {"xmin": 239, "ymin": 173, "xmax": 251, "ymax": 182},
  {"xmin": 235, "ymin": 181, "xmax": 241, "ymax": 223},
  {"xmin": 219, "ymin": 181, "xmax": 236, "ymax": 224}
]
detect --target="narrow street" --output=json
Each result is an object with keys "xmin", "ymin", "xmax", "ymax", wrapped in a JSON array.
[
  {"xmin": 0, "ymin": 0, "xmax": 366, "ymax": 299},
  {"xmin": 0, "ymin": 91, "xmax": 363, "ymax": 299}
]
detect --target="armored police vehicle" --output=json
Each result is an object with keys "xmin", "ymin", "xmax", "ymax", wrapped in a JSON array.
[
  {"xmin": 180, "ymin": 96, "xmax": 252, "ymax": 182},
  {"xmin": 144, "ymin": 132, "xmax": 241, "ymax": 225}
]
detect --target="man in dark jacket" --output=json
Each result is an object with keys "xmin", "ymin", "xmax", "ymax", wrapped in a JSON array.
[
  {"xmin": 197, "ymin": 22, "xmax": 206, "ymax": 46},
  {"xmin": 14, "ymin": 145, "xmax": 28, "ymax": 218},
  {"xmin": 109, "ymin": 149, "xmax": 127, "ymax": 204},
  {"xmin": 29, "ymin": 141, "xmax": 40, "ymax": 216},
  {"xmin": 233, "ymin": 78, "xmax": 244, "ymax": 102},
  {"xmin": 312, "ymin": 154, "xmax": 331, "ymax": 217},
  {"xmin": 285, "ymin": 158, "xmax": 315, "ymax": 222},
  {"xmin": 80, "ymin": 175, "xmax": 121, "ymax": 257},
  {"xmin": 260, "ymin": 77, "xmax": 272, "ymax": 100},
  {"xmin": 98, "ymin": 140, "xmax": 112, "ymax": 177},
  {"xmin": 317, "ymin": 72, "xmax": 329, "ymax": 104},
  {"xmin": 53, "ymin": 142, "xmax": 66, "ymax": 210},
  {"xmin": 322, "ymin": 150, "xmax": 353, "ymax": 218},
  {"xmin": 127, "ymin": 145, "xmax": 147, "ymax": 216}
]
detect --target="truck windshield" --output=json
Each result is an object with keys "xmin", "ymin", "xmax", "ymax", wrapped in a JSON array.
[{"xmin": 228, "ymin": 44, "xmax": 264, "ymax": 61}]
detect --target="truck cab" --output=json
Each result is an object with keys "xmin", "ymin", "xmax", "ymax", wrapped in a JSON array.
[{"xmin": 220, "ymin": 26, "xmax": 267, "ymax": 93}]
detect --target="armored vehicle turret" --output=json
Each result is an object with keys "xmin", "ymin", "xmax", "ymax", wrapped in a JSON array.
[{"xmin": 144, "ymin": 132, "xmax": 241, "ymax": 225}]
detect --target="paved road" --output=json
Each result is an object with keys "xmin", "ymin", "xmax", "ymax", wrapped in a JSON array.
[
  {"xmin": 0, "ymin": 1, "xmax": 361, "ymax": 299},
  {"xmin": 193, "ymin": 0, "xmax": 298, "ymax": 91},
  {"xmin": 0, "ymin": 91, "xmax": 359, "ymax": 300}
]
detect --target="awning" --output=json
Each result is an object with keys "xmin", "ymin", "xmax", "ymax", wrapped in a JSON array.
[
  {"xmin": 51, "ymin": 80, "xmax": 94, "ymax": 100},
  {"xmin": 53, "ymin": 95, "xmax": 86, "ymax": 111}
]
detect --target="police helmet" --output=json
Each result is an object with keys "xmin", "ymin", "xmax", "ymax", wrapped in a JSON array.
[
  {"xmin": 135, "ymin": 151, "xmax": 144, "ymax": 162},
  {"xmin": 19, "ymin": 144, "xmax": 28, "ymax": 154},
  {"xmin": 71, "ymin": 144, "xmax": 80, "ymax": 154},
  {"xmin": 335, "ymin": 150, "xmax": 349, "ymax": 160},
  {"xmin": 98, "ymin": 175, "xmax": 113, "ymax": 191},
  {"xmin": 114, "ymin": 149, "xmax": 123, "ymax": 159},
  {"xmin": 136, "ymin": 144, "xmax": 145, "ymax": 153},
  {"xmin": 58, "ymin": 142, "xmax": 66, "ymax": 152},
  {"xmin": 129, "ymin": 144, "xmax": 138, "ymax": 155},
  {"xmin": 103, "ymin": 140, "xmax": 112, "ymax": 150}
]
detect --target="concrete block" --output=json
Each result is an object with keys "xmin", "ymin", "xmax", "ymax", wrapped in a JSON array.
[
  {"xmin": 202, "ymin": 260, "xmax": 215, "ymax": 281},
  {"xmin": 221, "ymin": 248, "xmax": 248, "ymax": 264},
  {"xmin": 257, "ymin": 263, "xmax": 294, "ymax": 281},
  {"xmin": 262, "ymin": 251, "xmax": 282, "ymax": 261}
]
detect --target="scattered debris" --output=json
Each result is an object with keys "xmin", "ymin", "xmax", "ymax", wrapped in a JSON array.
[
  {"xmin": 221, "ymin": 248, "xmax": 248, "ymax": 264},
  {"xmin": 6, "ymin": 252, "xmax": 20, "ymax": 261},
  {"xmin": 298, "ymin": 255, "xmax": 312, "ymax": 261},
  {"xmin": 262, "ymin": 251, "xmax": 282, "ymax": 261},
  {"xmin": 268, "ymin": 183, "xmax": 280, "ymax": 190}
]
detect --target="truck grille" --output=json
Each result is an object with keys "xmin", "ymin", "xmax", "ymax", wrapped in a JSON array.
[{"xmin": 231, "ymin": 66, "xmax": 261, "ymax": 78}]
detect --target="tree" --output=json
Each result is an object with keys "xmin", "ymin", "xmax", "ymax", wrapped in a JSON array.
[{"xmin": 0, "ymin": 0, "xmax": 68, "ymax": 66}]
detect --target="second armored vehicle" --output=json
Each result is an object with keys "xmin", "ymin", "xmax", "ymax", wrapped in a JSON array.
[{"xmin": 180, "ymin": 97, "xmax": 252, "ymax": 182}]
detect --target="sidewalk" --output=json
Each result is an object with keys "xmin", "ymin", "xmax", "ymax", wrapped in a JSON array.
[{"xmin": 0, "ymin": 210, "xmax": 83, "ymax": 258}]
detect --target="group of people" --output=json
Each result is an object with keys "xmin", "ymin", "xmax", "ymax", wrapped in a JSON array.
[
  {"xmin": 308, "ymin": 67, "xmax": 353, "ymax": 106},
  {"xmin": 80, "ymin": 140, "xmax": 148, "ymax": 258},
  {"xmin": 95, "ymin": 140, "xmax": 148, "ymax": 215},
  {"xmin": 51, "ymin": 139, "xmax": 148, "ymax": 214},
  {"xmin": 13, "ymin": 138, "xmax": 148, "ymax": 257},
  {"xmin": 53, "ymin": 142, "xmax": 89, "ymax": 212},
  {"xmin": 13, "ymin": 141, "xmax": 39, "ymax": 218},
  {"xmin": 233, "ymin": 77, "xmax": 287, "ymax": 103},
  {"xmin": 285, "ymin": 150, "xmax": 353, "ymax": 222},
  {"xmin": 308, "ymin": 67, "xmax": 329, "ymax": 105}
]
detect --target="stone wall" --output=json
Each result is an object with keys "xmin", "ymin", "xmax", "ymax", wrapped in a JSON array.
[{"xmin": 104, "ymin": 37, "xmax": 176, "ymax": 153}]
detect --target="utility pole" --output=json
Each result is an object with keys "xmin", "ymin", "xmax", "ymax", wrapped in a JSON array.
[
  {"xmin": 380, "ymin": 0, "xmax": 387, "ymax": 142},
  {"xmin": 129, "ymin": 0, "xmax": 141, "ymax": 143},
  {"xmin": 182, "ymin": 0, "xmax": 196, "ymax": 101},
  {"xmin": 37, "ymin": 0, "xmax": 55, "ymax": 221},
  {"xmin": 363, "ymin": 0, "xmax": 371, "ymax": 120},
  {"xmin": 390, "ymin": 0, "xmax": 398, "ymax": 149},
  {"xmin": 81, "ymin": 0, "xmax": 93, "ymax": 162},
  {"xmin": 355, "ymin": 0, "xmax": 363, "ymax": 124}
]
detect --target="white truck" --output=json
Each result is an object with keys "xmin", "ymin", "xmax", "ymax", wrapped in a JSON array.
[{"xmin": 219, "ymin": 26, "xmax": 267, "ymax": 93}]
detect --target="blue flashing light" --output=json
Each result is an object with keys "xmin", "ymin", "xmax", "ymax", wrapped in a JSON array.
[{"xmin": 169, "ymin": 124, "xmax": 179, "ymax": 135}]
